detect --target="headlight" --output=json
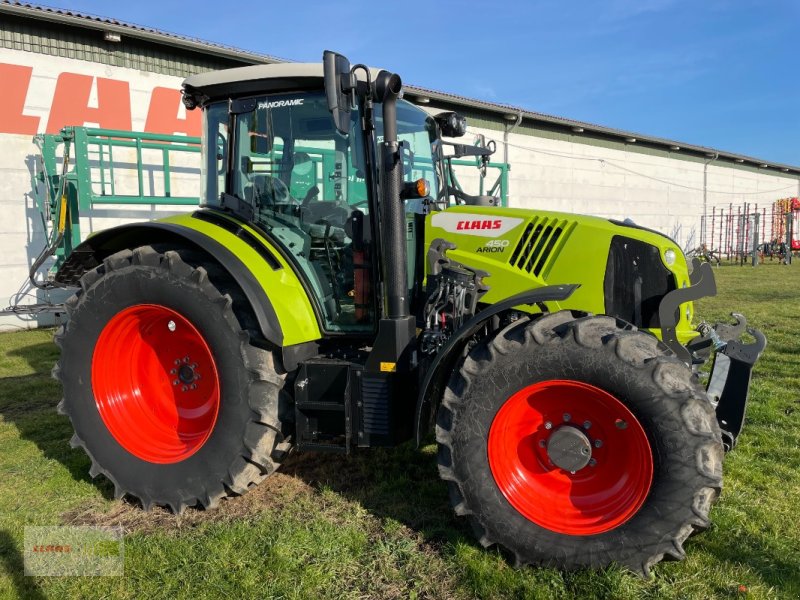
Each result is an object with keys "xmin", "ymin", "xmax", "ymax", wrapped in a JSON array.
[{"xmin": 664, "ymin": 248, "xmax": 677, "ymax": 266}]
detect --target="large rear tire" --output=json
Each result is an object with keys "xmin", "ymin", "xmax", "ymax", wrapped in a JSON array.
[
  {"xmin": 436, "ymin": 311, "xmax": 724, "ymax": 575},
  {"xmin": 53, "ymin": 246, "xmax": 290, "ymax": 512}
]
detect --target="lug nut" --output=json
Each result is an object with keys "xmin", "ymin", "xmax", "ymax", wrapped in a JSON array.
[
  {"xmin": 583, "ymin": 420, "xmax": 591, "ymax": 429},
  {"xmin": 563, "ymin": 413, "xmax": 571, "ymax": 422},
  {"xmin": 181, "ymin": 385, "xmax": 188, "ymax": 392},
  {"xmin": 191, "ymin": 363, "xmax": 197, "ymax": 369},
  {"xmin": 183, "ymin": 356, "xmax": 190, "ymax": 363},
  {"xmin": 539, "ymin": 439, "xmax": 546, "ymax": 448},
  {"xmin": 544, "ymin": 421, "xmax": 553, "ymax": 430},
  {"xmin": 594, "ymin": 439, "xmax": 603, "ymax": 448},
  {"xmin": 174, "ymin": 359, "xmax": 181, "ymax": 366},
  {"xmin": 589, "ymin": 458, "xmax": 597, "ymax": 467},
  {"xmin": 172, "ymin": 379, "xmax": 179, "ymax": 386},
  {"xmin": 190, "ymin": 384, "xmax": 197, "ymax": 390}
]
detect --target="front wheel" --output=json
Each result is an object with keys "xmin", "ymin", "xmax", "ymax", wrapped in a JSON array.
[
  {"xmin": 436, "ymin": 311, "xmax": 724, "ymax": 575},
  {"xmin": 54, "ymin": 246, "xmax": 290, "ymax": 512}
]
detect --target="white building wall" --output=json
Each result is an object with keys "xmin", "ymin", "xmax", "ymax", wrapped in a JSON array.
[
  {"xmin": 1, "ymin": 47, "xmax": 799, "ymax": 331},
  {"xmin": 0, "ymin": 48, "xmax": 200, "ymax": 330},
  {"xmin": 449, "ymin": 120, "xmax": 799, "ymax": 252}
]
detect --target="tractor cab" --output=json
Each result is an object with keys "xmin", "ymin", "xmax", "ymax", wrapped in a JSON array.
[{"xmin": 187, "ymin": 67, "xmax": 443, "ymax": 334}]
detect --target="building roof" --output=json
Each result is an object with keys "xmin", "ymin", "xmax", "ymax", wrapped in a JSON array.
[
  {"xmin": 0, "ymin": 0, "xmax": 290, "ymax": 64},
  {"xmin": 2, "ymin": 0, "xmax": 798, "ymax": 176}
]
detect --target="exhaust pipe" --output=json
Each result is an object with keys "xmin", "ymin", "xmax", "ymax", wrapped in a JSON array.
[{"xmin": 373, "ymin": 70, "xmax": 407, "ymax": 319}]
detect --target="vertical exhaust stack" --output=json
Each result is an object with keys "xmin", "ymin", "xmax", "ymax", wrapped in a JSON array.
[
  {"xmin": 364, "ymin": 70, "xmax": 416, "ymax": 387},
  {"xmin": 373, "ymin": 70, "xmax": 407, "ymax": 319}
]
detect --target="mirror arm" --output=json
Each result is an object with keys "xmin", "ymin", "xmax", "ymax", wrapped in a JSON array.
[{"xmin": 440, "ymin": 141, "xmax": 495, "ymax": 159}]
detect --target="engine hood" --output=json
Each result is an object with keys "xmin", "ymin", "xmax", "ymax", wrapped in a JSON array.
[{"xmin": 424, "ymin": 205, "xmax": 693, "ymax": 338}]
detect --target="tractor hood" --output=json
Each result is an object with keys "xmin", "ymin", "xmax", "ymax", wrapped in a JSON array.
[{"xmin": 425, "ymin": 205, "xmax": 694, "ymax": 341}]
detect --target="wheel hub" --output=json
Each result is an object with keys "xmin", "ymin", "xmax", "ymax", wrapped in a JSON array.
[
  {"xmin": 178, "ymin": 363, "xmax": 197, "ymax": 385},
  {"xmin": 546, "ymin": 425, "xmax": 592, "ymax": 471}
]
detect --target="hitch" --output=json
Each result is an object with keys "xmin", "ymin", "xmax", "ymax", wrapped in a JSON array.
[{"xmin": 660, "ymin": 263, "xmax": 767, "ymax": 451}]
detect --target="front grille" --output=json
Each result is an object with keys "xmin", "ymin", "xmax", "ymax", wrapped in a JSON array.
[
  {"xmin": 604, "ymin": 235, "xmax": 677, "ymax": 328},
  {"xmin": 509, "ymin": 217, "xmax": 574, "ymax": 277}
]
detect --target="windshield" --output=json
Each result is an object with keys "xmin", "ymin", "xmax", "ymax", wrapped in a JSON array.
[{"xmin": 376, "ymin": 101, "xmax": 439, "ymax": 210}]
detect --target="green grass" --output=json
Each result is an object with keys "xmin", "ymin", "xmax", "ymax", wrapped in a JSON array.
[{"xmin": 1, "ymin": 263, "xmax": 799, "ymax": 599}]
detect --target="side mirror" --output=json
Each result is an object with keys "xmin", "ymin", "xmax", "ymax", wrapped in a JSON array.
[{"xmin": 323, "ymin": 50, "xmax": 355, "ymax": 135}]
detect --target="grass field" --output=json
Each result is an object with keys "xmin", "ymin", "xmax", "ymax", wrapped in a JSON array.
[{"xmin": 1, "ymin": 263, "xmax": 798, "ymax": 599}]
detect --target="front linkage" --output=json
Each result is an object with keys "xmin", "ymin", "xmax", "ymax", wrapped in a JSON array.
[{"xmin": 658, "ymin": 259, "xmax": 767, "ymax": 451}]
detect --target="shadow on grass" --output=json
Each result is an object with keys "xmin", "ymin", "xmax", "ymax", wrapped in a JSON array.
[
  {"xmin": 0, "ymin": 342, "xmax": 114, "ymax": 501},
  {"xmin": 279, "ymin": 441, "xmax": 800, "ymax": 596},
  {"xmin": 279, "ymin": 441, "xmax": 475, "ymax": 548},
  {"xmin": 0, "ymin": 530, "xmax": 46, "ymax": 600},
  {"xmin": 7, "ymin": 339, "xmax": 60, "ymax": 376}
]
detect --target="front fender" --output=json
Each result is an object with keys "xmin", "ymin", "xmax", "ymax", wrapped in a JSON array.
[{"xmin": 414, "ymin": 284, "xmax": 579, "ymax": 445}]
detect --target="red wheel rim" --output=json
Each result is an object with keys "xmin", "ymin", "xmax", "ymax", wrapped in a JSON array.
[
  {"xmin": 91, "ymin": 304, "xmax": 221, "ymax": 464},
  {"xmin": 488, "ymin": 380, "xmax": 653, "ymax": 535}
]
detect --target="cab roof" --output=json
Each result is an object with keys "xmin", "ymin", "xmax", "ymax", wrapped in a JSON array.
[{"xmin": 183, "ymin": 63, "xmax": 385, "ymax": 102}]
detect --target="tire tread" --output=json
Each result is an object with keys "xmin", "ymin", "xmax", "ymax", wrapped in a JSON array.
[
  {"xmin": 435, "ymin": 310, "xmax": 724, "ymax": 576},
  {"xmin": 55, "ymin": 245, "xmax": 287, "ymax": 513}
]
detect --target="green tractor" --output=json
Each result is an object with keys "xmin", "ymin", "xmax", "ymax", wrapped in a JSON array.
[{"xmin": 52, "ymin": 51, "xmax": 765, "ymax": 575}]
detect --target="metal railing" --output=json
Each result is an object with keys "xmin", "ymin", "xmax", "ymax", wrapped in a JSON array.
[
  {"xmin": 33, "ymin": 126, "xmax": 511, "ymax": 275},
  {"xmin": 34, "ymin": 127, "xmax": 202, "ymax": 273}
]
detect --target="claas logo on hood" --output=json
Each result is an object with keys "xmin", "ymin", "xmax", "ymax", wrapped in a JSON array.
[{"xmin": 456, "ymin": 219, "xmax": 502, "ymax": 231}]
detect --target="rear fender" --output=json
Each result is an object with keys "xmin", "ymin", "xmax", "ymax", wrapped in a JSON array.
[{"xmin": 54, "ymin": 215, "xmax": 322, "ymax": 352}]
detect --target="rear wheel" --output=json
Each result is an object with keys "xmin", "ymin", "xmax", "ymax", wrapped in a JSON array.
[
  {"xmin": 54, "ymin": 246, "xmax": 290, "ymax": 512},
  {"xmin": 436, "ymin": 311, "xmax": 724, "ymax": 575}
]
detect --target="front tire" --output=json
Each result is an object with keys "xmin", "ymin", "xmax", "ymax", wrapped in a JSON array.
[
  {"xmin": 54, "ymin": 246, "xmax": 289, "ymax": 512},
  {"xmin": 436, "ymin": 311, "xmax": 724, "ymax": 575}
]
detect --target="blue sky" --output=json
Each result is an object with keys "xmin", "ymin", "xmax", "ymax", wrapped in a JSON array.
[{"xmin": 58, "ymin": 0, "xmax": 799, "ymax": 165}]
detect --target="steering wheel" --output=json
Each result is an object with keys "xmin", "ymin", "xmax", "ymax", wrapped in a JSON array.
[{"xmin": 257, "ymin": 176, "xmax": 293, "ymax": 206}]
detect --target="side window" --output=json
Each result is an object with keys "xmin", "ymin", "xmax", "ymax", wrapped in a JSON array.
[
  {"xmin": 215, "ymin": 122, "xmax": 227, "ymax": 199},
  {"xmin": 201, "ymin": 103, "xmax": 228, "ymax": 206}
]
